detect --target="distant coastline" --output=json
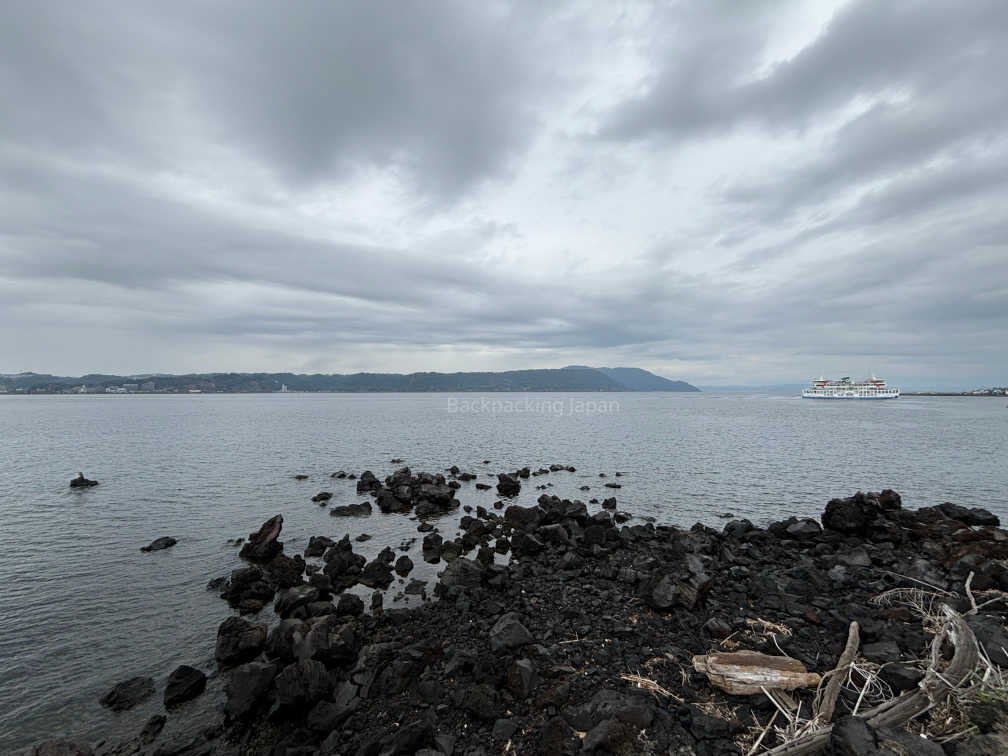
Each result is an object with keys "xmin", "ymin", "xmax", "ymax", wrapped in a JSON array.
[{"xmin": 0, "ymin": 366, "xmax": 700, "ymax": 395}]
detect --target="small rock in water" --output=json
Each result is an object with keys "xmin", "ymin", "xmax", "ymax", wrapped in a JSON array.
[
  {"xmin": 140, "ymin": 536, "xmax": 177, "ymax": 552},
  {"xmin": 99, "ymin": 676, "xmax": 155, "ymax": 711},
  {"xmin": 164, "ymin": 665, "xmax": 207, "ymax": 707},
  {"xmin": 293, "ymin": 474, "xmax": 309, "ymax": 480},
  {"xmin": 311, "ymin": 491, "xmax": 333, "ymax": 502},
  {"xmin": 70, "ymin": 472, "xmax": 99, "ymax": 488}
]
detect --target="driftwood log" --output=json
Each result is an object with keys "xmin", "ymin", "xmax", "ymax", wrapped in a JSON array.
[
  {"xmin": 762, "ymin": 606, "xmax": 980, "ymax": 755},
  {"xmin": 692, "ymin": 651, "xmax": 821, "ymax": 695}
]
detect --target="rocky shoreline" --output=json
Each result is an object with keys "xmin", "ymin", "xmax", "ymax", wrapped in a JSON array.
[{"xmin": 27, "ymin": 467, "xmax": 1008, "ymax": 756}]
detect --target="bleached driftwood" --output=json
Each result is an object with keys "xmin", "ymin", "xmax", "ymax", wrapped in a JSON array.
[
  {"xmin": 813, "ymin": 621, "xmax": 860, "ymax": 724},
  {"xmin": 692, "ymin": 650, "xmax": 822, "ymax": 695},
  {"xmin": 761, "ymin": 605, "xmax": 980, "ymax": 755}
]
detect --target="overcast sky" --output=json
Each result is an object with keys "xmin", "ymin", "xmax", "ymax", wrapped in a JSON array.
[{"xmin": 1, "ymin": 1, "xmax": 1005, "ymax": 388}]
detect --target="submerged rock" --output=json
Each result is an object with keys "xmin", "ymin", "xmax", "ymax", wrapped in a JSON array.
[
  {"xmin": 163, "ymin": 665, "xmax": 207, "ymax": 707},
  {"xmin": 99, "ymin": 676, "xmax": 155, "ymax": 711},
  {"xmin": 140, "ymin": 536, "xmax": 177, "ymax": 552}
]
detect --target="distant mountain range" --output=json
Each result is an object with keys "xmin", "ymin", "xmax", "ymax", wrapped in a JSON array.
[{"xmin": 0, "ymin": 367, "xmax": 700, "ymax": 393}]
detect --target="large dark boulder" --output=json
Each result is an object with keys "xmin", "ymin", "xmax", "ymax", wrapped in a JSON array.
[
  {"xmin": 99, "ymin": 676, "xmax": 154, "ymax": 711},
  {"xmin": 821, "ymin": 492, "xmax": 883, "ymax": 535},
  {"xmin": 239, "ymin": 514, "xmax": 284, "ymax": 562},
  {"xmin": 504, "ymin": 504, "xmax": 543, "ymax": 531},
  {"xmin": 265, "ymin": 552, "xmax": 306, "ymax": 589},
  {"xmin": 360, "ymin": 559, "xmax": 394, "ymax": 588},
  {"xmin": 215, "ymin": 616, "xmax": 267, "ymax": 665},
  {"xmin": 301, "ymin": 616, "xmax": 358, "ymax": 666},
  {"xmin": 224, "ymin": 661, "xmax": 278, "ymax": 719},
  {"xmin": 274, "ymin": 585, "xmax": 320, "ymax": 618},
  {"xmin": 275, "ymin": 659, "xmax": 331, "ymax": 709},
  {"xmin": 163, "ymin": 665, "xmax": 207, "ymax": 707}
]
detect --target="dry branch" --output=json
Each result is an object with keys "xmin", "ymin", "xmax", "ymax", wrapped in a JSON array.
[{"xmin": 814, "ymin": 621, "xmax": 859, "ymax": 724}]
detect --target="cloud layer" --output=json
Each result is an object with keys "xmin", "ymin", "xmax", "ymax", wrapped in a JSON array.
[{"xmin": 1, "ymin": 1, "xmax": 1006, "ymax": 388}]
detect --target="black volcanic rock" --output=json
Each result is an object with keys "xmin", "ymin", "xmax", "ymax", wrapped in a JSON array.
[
  {"xmin": 163, "ymin": 665, "xmax": 207, "ymax": 707},
  {"xmin": 496, "ymin": 473, "xmax": 521, "ymax": 497},
  {"xmin": 140, "ymin": 536, "xmax": 177, "ymax": 552},
  {"xmin": 215, "ymin": 616, "xmax": 267, "ymax": 665},
  {"xmin": 239, "ymin": 514, "xmax": 284, "ymax": 562},
  {"xmin": 69, "ymin": 472, "xmax": 99, "ymax": 488},
  {"xmin": 99, "ymin": 676, "xmax": 154, "ymax": 711}
]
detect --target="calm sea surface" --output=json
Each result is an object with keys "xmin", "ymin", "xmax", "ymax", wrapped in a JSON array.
[{"xmin": 0, "ymin": 392, "xmax": 1005, "ymax": 750}]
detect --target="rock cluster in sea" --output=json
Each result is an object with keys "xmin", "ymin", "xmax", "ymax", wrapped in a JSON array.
[{"xmin": 34, "ymin": 476, "xmax": 1008, "ymax": 756}]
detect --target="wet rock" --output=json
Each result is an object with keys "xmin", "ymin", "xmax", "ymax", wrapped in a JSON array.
[
  {"xmin": 305, "ymin": 535, "xmax": 335, "ymax": 558},
  {"xmin": 475, "ymin": 483, "xmax": 491, "ymax": 490},
  {"xmin": 225, "ymin": 662, "xmax": 278, "ymax": 719},
  {"xmin": 215, "ymin": 616, "xmax": 267, "ymax": 665},
  {"xmin": 70, "ymin": 473, "xmax": 98, "ymax": 488},
  {"xmin": 496, "ymin": 473, "xmax": 521, "ymax": 497},
  {"xmin": 360, "ymin": 559, "xmax": 394, "ymax": 588},
  {"xmin": 274, "ymin": 584, "xmax": 320, "ymax": 618},
  {"xmin": 140, "ymin": 536, "xmax": 177, "ymax": 552},
  {"xmin": 377, "ymin": 546, "xmax": 396, "ymax": 564},
  {"xmin": 265, "ymin": 552, "xmax": 306, "ymax": 589},
  {"xmin": 395, "ymin": 555, "xmax": 414, "ymax": 575},
  {"xmin": 99, "ymin": 676, "xmax": 155, "ymax": 711},
  {"xmin": 489, "ymin": 612, "xmax": 533, "ymax": 652},
  {"xmin": 601, "ymin": 497, "xmax": 617, "ymax": 510},
  {"xmin": 356, "ymin": 470, "xmax": 380, "ymax": 494},
  {"xmin": 163, "ymin": 665, "xmax": 207, "ymax": 707},
  {"xmin": 239, "ymin": 514, "xmax": 284, "ymax": 562},
  {"xmin": 293, "ymin": 474, "xmax": 309, "ymax": 480},
  {"xmin": 139, "ymin": 714, "xmax": 166, "ymax": 744},
  {"xmin": 329, "ymin": 501, "xmax": 373, "ymax": 516},
  {"xmin": 311, "ymin": 491, "xmax": 333, "ymax": 502}
]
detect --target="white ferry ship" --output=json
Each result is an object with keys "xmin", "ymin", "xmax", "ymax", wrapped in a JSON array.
[{"xmin": 802, "ymin": 375, "xmax": 900, "ymax": 400}]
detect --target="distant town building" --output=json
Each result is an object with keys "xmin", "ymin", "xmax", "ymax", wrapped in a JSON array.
[
  {"xmin": 141, "ymin": 381, "xmax": 156, "ymax": 392},
  {"xmin": 280, "ymin": 383, "xmax": 288, "ymax": 393},
  {"xmin": 106, "ymin": 386, "xmax": 127, "ymax": 393},
  {"xmin": 122, "ymin": 383, "xmax": 139, "ymax": 392}
]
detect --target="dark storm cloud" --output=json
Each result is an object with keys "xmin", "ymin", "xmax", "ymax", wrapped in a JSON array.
[{"xmin": 0, "ymin": 1, "xmax": 1006, "ymax": 385}]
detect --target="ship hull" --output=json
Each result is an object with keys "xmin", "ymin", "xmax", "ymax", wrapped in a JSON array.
[{"xmin": 801, "ymin": 393, "xmax": 899, "ymax": 399}]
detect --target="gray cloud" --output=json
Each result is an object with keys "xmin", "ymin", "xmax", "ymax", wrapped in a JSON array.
[{"xmin": 0, "ymin": 1, "xmax": 1006, "ymax": 387}]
